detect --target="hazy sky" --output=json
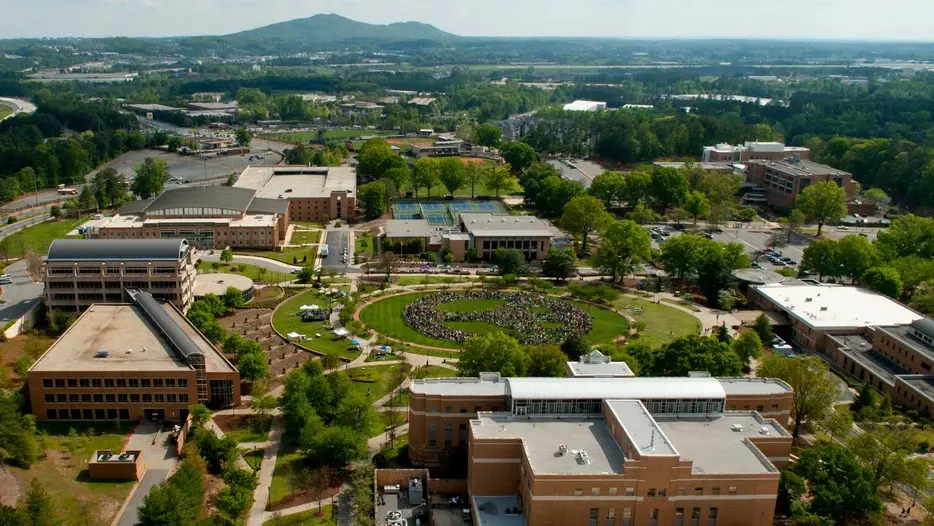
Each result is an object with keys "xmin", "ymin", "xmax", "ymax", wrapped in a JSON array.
[{"xmin": 4, "ymin": 0, "xmax": 934, "ymax": 40}]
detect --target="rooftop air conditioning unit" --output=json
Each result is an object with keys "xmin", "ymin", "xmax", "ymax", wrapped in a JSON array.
[
  {"xmin": 759, "ymin": 426, "xmax": 770, "ymax": 435},
  {"xmin": 558, "ymin": 444, "xmax": 568, "ymax": 456},
  {"xmin": 95, "ymin": 349, "xmax": 110, "ymax": 358},
  {"xmin": 731, "ymin": 423, "xmax": 744, "ymax": 432}
]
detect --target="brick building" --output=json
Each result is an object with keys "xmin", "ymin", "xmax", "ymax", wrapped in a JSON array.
[
  {"xmin": 92, "ymin": 186, "xmax": 290, "ymax": 250},
  {"xmin": 702, "ymin": 142, "xmax": 810, "ymax": 163},
  {"xmin": 234, "ymin": 165, "xmax": 356, "ymax": 222},
  {"xmin": 27, "ymin": 290, "xmax": 240, "ymax": 423},
  {"xmin": 744, "ymin": 158, "xmax": 857, "ymax": 210},
  {"xmin": 408, "ymin": 374, "xmax": 794, "ymax": 526},
  {"xmin": 44, "ymin": 238, "xmax": 196, "ymax": 314}
]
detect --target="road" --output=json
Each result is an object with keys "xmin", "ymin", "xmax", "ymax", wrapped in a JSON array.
[
  {"xmin": 0, "ymin": 97, "xmax": 37, "ymax": 121},
  {"xmin": 197, "ymin": 251, "xmax": 299, "ymax": 273},
  {"xmin": 0, "ymin": 259, "xmax": 43, "ymax": 329},
  {"xmin": 323, "ymin": 228, "xmax": 357, "ymax": 273},
  {"xmin": 546, "ymin": 159, "xmax": 604, "ymax": 189}
]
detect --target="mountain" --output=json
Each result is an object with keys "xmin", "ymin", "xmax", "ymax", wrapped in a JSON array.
[{"xmin": 225, "ymin": 14, "xmax": 458, "ymax": 45}]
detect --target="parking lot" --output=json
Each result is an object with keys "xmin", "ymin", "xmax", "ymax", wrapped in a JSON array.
[
  {"xmin": 88, "ymin": 148, "xmax": 281, "ymax": 189},
  {"xmin": 546, "ymin": 159, "xmax": 606, "ymax": 189},
  {"xmin": 647, "ymin": 223, "xmax": 812, "ymax": 273}
]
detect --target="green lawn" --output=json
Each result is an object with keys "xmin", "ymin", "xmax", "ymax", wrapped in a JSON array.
[
  {"xmin": 263, "ymin": 505, "xmax": 336, "ymax": 526},
  {"xmin": 272, "ymin": 289, "xmax": 361, "ymax": 360},
  {"xmin": 347, "ymin": 364, "xmax": 407, "ymax": 402},
  {"xmin": 355, "ymin": 232, "xmax": 373, "ymax": 256},
  {"xmin": 12, "ymin": 422, "xmax": 137, "ymax": 525},
  {"xmin": 240, "ymin": 245, "xmax": 318, "ymax": 266},
  {"xmin": 415, "ymin": 365, "xmax": 458, "ymax": 378},
  {"xmin": 241, "ymin": 448, "xmax": 264, "ymax": 470},
  {"xmin": 268, "ymin": 448, "xmax": 304, "ymax": 506},
  {"xmin": 223, "ymin": 424, "xmax": 271, "ymax": 444},
  {"xmin": 4, "ymin": 218, "xmax": 85, "ymax": 258},
  {"xmin": 294, "ymin": 221, "xmax": 326, "ymax": 229},
  {"xmin": 408, "ymin": 173, "xmax": 523, "ymax": 199},
  {"xmin": 359, "ymin": 292, "xmax": 630, "ymax": 350},
  {"xmin": 197, "ymin": 261, "xmax": 274, "ymax": 282},
  {"xmin": 0, "ymin": 104, "xmax": 13, "ymax": 121},
  {"xmin": 613, "ymin": 296, "xmax": 701, "ymax": 346},
  {"xmin": 291, "ymin": 230, "xmax": 321, "ymax": 245}
]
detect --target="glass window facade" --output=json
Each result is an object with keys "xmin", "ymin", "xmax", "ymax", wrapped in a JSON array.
[{"xmin": 509, "ymin": 397, "xmax": 725, "ymax": 416}]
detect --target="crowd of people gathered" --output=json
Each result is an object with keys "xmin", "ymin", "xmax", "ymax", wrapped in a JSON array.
[{"xmin": 402, "ymin": 291, "xmax": 593, "ymax": 344}]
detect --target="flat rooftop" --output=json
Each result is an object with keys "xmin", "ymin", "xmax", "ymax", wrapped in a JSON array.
[
  {"xmin": 899, "ymin": 376, "xmax": 934, "ymax": 401},
  {"xmin": 384, "ymin": 219, "xmax": 438, "ymax": 239},
  {"xmin": 474, "ymin": 496, "xmax": 526, "ymax": 526},
  {"xmin": 471, "ymin": 413, "xmax": 625, "ymax": 475},
  {"xmin": 410, "ymin": 376, "xmax": 508, "ymax": 397},
  {"xmin": 755, "ymin": 284, "xmax": 922, "ymax": 330},
  {"xmin": 194, "ymin": 273, "xmax": 254, "ymax": 297},
  {"xmin": 461, "ymin": 214, "xmax": 555, "ymax": 238},
  {"xmin": 505, "ymin": 376, "xmax": 727, "ymax": 401},
  {"xmin": 718, "ymin": 377, "xmax": 793, "ymax": 395},
  {"xmin": 566, "ymin": 361, "xmax": 635, "ymax": 377},
  {"xmin": 30, "ymin": 303, "xmax": 235, "ymax": 374},
  {"xmin": 747, "ymin": 158, "xmax": 848, "ymax": 177},
  {"xmin": 605, "ymin": 400, "xmax": 677, "ymax": 456},
  {"xmin": 879, "ymin": 325, "xmax": 934, "ymax": 363},
  {"xmin": 655, "ymin": 413, "xmax": 786, "ymax": 474},
  {"xmin": 235, "ymin": 165, "xmax": 356, "ymax": 199}
]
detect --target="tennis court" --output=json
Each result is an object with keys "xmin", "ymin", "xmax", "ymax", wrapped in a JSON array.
[{"xmin": 391, "ymin": 200, "xmax": 508, "ymax": 226}]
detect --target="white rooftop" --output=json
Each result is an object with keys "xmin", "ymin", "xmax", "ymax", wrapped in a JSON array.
[
  {"xmin": 562, "ymin": 100, "xmax": 607, "ymax": 112},
  {"xmin": 567, "ymin": 350, "xmax": 635, "ymax": 377},
  {"xmin": 235, "ymin": 165, "xmax": 356, "ymax": 199},
  {"xmin": 411, "ymin": 375, "xmax": 508, "ymax": 397},
  {"xmin": 506, "ymin": 377, "xmax": 726, "ymax": 401},
  {"xmin": 605, "ymin": 400, "xmax": 677, "ymax": 456},
  {"xmin": 718, "ymin": 377, "xmax": 792, "ymax": 395},
  {"xmin": 755, "ymin": 284, "xmax": 922, "ymax": 330},
  {"xmin": 384, "ymin": 219, "xmax": 438, "ymax": 239},
  {"xmin": 460, "ymin": 213, "xmax": 555, "ymax": 238}
]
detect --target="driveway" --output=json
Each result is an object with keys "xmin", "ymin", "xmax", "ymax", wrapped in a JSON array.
[
  {"xmin": 0, "ymin": 259, "xmax": 42, "ymax": 329},
  {"xmin": 116, "ymin": 469, "xmax": 169, "ymax": 526},
  {"xmin": 115, "ymin": 420, "xmax": 180, "ymax": 526},
  {"xmin": 323, "ymin": 228, "xmax": 358, "ymax": 273}
]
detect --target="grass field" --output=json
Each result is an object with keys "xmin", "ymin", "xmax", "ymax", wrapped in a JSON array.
[
  {"xmin": 9, "ymin": 422, "xmax": 136, "ymax": 525},
  {"xmin": 415, "ymin": 365, "xmax": 457, "ymax": 378},
  {"xmin": 3, "ymin": 218, "xmax": 85, "ymax": 258},
  {"xmin": 268, "ymin": 448, "xmax": 304, "ymax": 506},
  {"xmin": 240, "ymin": 245, "xmax": 318, "ymax": 266},
  {"xmin": 0, "ymin": 104, "xmax": 13, "ymax": 121},
  {"xmin": 355, "ymin": 232, "xmax": 373, "ymax": 257},
  {"xmin": 613, "ymin": 297, "xmax": 701, "ymax": 346},
  {"xmin": 263, "ymin": 505, "xmax": 336, "ymax": 526},
  {"xmin": 359, "ymin": 291, "xmax": 630, "ymax": 350},
  {"xmin": 272, "ymin": 289, "xmax": 360, "ymax": 360},
  {"xmin": 395, "ymin": 276, "xmax": 472, "ymax": 286},
  {"xmin": 291, "ymin": 230, "xmax": 321, "ymax": 245},
  {"xmin": 222, "ymin": 423, "xmax": 271, "ymax": 444},
  {"xmin": 197, "ymin": 261, "xmax": 274, "ymax": 282},
  {"xmin": 347, "ymin": 364, "xmax": 406, "ymax": 402},
  {"xmin": 261, "ymin": 129, "xmax": 395, "ymax": 145},
  {"xmin": 241, "ymin": 448, "xmax": 264, "ymax": 470}
]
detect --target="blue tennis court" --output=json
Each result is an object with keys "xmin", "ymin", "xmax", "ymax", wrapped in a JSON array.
[
  {"xmin": 421, "ymin": 202, "xmax": 445, "ymax": 211},
  {"xmin": 451, "ymin": 202, "xmax": 474, "ymax": 212},
  {"xmin": 425, "ymin": 213, "xmax": 448, "ymax": 225},
  {"xmin": 395, "ymin": 203, "xmax": 419, "ymax": 212},
  {"xmin": 474, "ymin": 201, "xmax": 501, "ymax": 212}
]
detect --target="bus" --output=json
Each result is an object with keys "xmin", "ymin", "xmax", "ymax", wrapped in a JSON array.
[{"xmin": 320, "ymin": 244, "xmax": 329, "ymax": 258}]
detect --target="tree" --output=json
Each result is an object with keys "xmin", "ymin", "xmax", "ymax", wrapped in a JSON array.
[
  {"xmin": 776, "ymin": 209, "xmax": 806, "ymax": 244},
  {"xmin": 588, "ymin": 171, "xmax": 627, "ymax": 208},
  {"xmin": 848, "ymin": 425, "xmax": 919, "ymax": 490},
  {"xmin": 592, "ymin": 220, "xmax": 652, "ymax": 283},
  {"xmin": 683, "ymin": 191, "xmax": 709, "ymax": 225},
  {"xmin": 458, "ymin": 333, "xmax": 529, "ymax": 377},
  {"xmin": 862, "ymin": 187, "xmax": 891, "ymax": 216},
  {"xmin": 308, "ymin": 467, "xmax": 333, "ymax": 509},
  {"xmin": 875, "ymin": 214, "xmax": 934, "ymax": 261},
  {"xmin": 800, "ymin": 239, "xmax": 841, "ymax": 281},
  {"xmin": 238, "ymin": 350, "xmax": 269, "ymax": 382},
  {"xmin": 358, "ymin": 181, "xmax": 389, "ymax": 219},
  {"xmin": 526, "ymin": 345, "xmax": 568, "ymax": 377},
  {"xmin": 188, "ymin": 403, "xmax": 212, "ymax": 428},
  {"xmin": 822, "ymin": 407, "xmax": 854, "ymax": 442},
  {"xmin": 862, "ymin": 266, "xmax": 903, "ymax": 298},
  {"xmin": 561, "ymin": 195, "xmax": 612, "ymax": 253},
  {"xmin": 910, "ymin": 279, "xmax": 934, "ymax": 316},
  {"xmin": 561, "ymin": 334, "xmax": 590, "ymax": 361},
  {"xmin": 130, "ymin": 157, "xmax": 169, "ymax": 199},
  {"xmin": 305, "ymin": 425, "xmax": 367, "ymax": 468},
  {"xmin": 463, "ymin": 163, "xmax": 486, "ymax": 199},
  {"xmin": 234, "ymin": 128, "xmax": 253, "ymax": 147},
  {"xmin": 335, "ymin": 392, "xmax": 378, "ymax": 435},
  {"xmin": 659, "ymin": 233, "xmax": 704, "ymax": 281},
  {"xmin": 411, "ymin": 157, "xmax": 440, "ymax": 198},
  {"xmin": 222, "ymin": 286, "xmax": 244, "ymax": 309},
  {"xmin": 644, "ymin": 335, "xmax": 742, "ymax": 377},
  {"xmin": 731, "ymin": 331, "xmax": 762, "ymax": 370},
  {"xmin": 195, "ymin": 429, "xmax": 238, "ymax": 474},
  {"xmin": 383, "ymin": 166, "xmax": 409, "ymax": 198},
  {"xmin": 650, "ymin": 166, "xmax": 689, "ymax": 212},
  {"xmin": 695, "ymin": 241, "xmax": 748, "ymax": 305},
  {"xmin": 494, "ymin": 248, "xmax": 525, "ymax": 276},
  {"xmin": 288, "ymin": 465, "xmax": 312, "ymax": 499},
  {"xmin": 542, "ymin": 248, "xmax": 577, "ymax": 280},
  {"xmin": 483, "ymin": 165, "xmax": 517, "ymax": 198},
  {"xmin": 753, "ymin": 313, "xmax": 774, "ymax": 343},
  {"xmin": 23, "ymin": 478, "xmax": 57, "ymax": 526},
  {"xmin": 49, "ymin": 205, "xmax": 61, "ymax": 219},
  {"xmin": 357, "ymin": 139, "xmax": 395, "ymax": 181},
  {"xmin": 499, "ymin": 141, "xmax": 537, "ymax": 173},
  {"xmin": 625, "ymin": 200, "xmax": 656, "ymax": 225},
  {"xmin": 792, "ymin": 444, "xmax": 882, "ymax": 525},
  {"xmin": 0, "ymin": 391, "xmax": 39, "ymax": 467},
  {"xmin": 851, "ymin": 382, "xmax": 879, "ymax": 415},
  {"xmin": 718, "ymin": 289, "xmax": 736, "ymax": 311},
  {"xmin": 437, "ymin": 158, "xmax": 467, "ymax": 196},
  {"xmin": 474, "ymin": 123, "xmax": 503, "ymax": 148},
  {"xmin": 622, "ymin": 171, "xmax": 652, "ymax": 207},
  {"xmin": 796, "ymin": 181, "xmax": 847, "ymax": 236},
  {"xmin": 836, "ymin": 234, "xmax": 878, "ymax": 284},
  {"xmin": 758, "ymin": 356, "xmax": 840, "ymax": 437},
  {"xmin": 219, "ymin": 248, "xmax": 233, "ymax": 264}
]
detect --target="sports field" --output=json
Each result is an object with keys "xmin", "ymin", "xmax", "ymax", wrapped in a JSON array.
[
  {"xmin": 392, "ymin": 200, "xmax": 506, "ymax": 226},
  {"xmin": 360, "ymin": 291, "xmax": 630, "ymax": 350}
]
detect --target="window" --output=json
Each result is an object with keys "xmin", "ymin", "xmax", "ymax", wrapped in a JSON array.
[
  {"xmin": 708, "ymin": 508, "xmax": 718, "ymax": 526},
  {"xmin": 104, "ymin": 378, "xmax": 115, "ymax": 388},
  {"xmin": 56, "ymin": 394, "xmax": 67, "ymax": 403},
  {"xmin": 711, "ymin": 487, "xmax": 720, "ymax": 496},
  {"xmin": 44, "ymin": 394, "xmax": 54, "ymax": 403},
  {"xmin": 179, "ymin": 394, "xmax": 189, "ymax": 403},
  {"xmin": 42, "ymin": 379, "xmax": 53, "ymax": 388},
  {"xmin": 647, "ymin": 488, "xmax": 656, "ymax": 497},
  {"xmin": 592, "ymin": 488, "xmax": 600, "ymax": 496},
  {"xmin": 428, "ymin": 424, "xmax": 436, "ymax": 450},
  {"xmin": 574, "ymin": 488, "xmax": 584, "ymax": 497},
  {"xmin": 105, "ymin": 394, "xmax": 116, "ymax": 402},
  {"xmin": 119, "ymin": 409, "xmax": 129, "ymax": 420},
  {"xmin": 589, "ymin": 508, "xmax": 598, "ymax": 526},
  {"xmin": 691, "ymin": 508, "xmax": 701, "ymax": 526},
  {"xmin": 71, "ymin": 409, "xmax": 81, "ymax": 420},
  {"xmin": 83, "ymin": 409, "xmax": 93, "ymax": 420},
  {"xmin": 675, "ymin": 508, "xmax": 685, "ymax": 526},
  {"xmin": 624, "ymin": 488, "xmax": 634, "ymax": 496},
  {"xmin": 141, "ymin": 378, "xmax": 151, "ymax": 388},
  {"xmin": 69, "ymin": 394, "xmax": 79, "ymax": 403},
  {"xmin": 659, "ymin": 488, "xmax": 667, "ymax": 497},
  {"xmin": 129, "ymin": 379, "xmax": 139, "ymax": 388},
  {"xmin": 154, "ymin": 394, "xmax": 165, "ymax": 403},
  {"xmin": 609, "ymin": 487, "xmax": 617, "ymax": 496},
  {"xmin": 93, "ymin": 394, "xmax": 104, "ymax": 403},
  {"xmin": 444, "ymin": 424, "xmax": 452, "ymax": 448},
  {"xmin": 130, "ymin": 394, "xmax": 140, "ymax": 403},
  {"xmin": 94, "ymin": 409, "xmax": 105, "ymax": 420},
  {"xmin": 80, "ymin": 378, "xmax": 90, "ymax": 388},
  {"xmin": 606, "ymin": 508, "xmax": 616, "ymax": 526},
  {"xmin": 165, "ymin": 378, "xmax": 176, "ymax": 388},
  {"xmin": 46, "ymin": 409, "xmax": 57, "ymax": 420},
  {"xmin": 116, "ymin": 379, "xmax": 127, "ymax": 388},
  {"xmin": 81, "ymin": 394, "xmax": 91, "ymax": 403},
  {"xmin": 55, "ymin": 379, "xmax": 66, "ymax": 388},
  {"xmin": 445, "ymin": 406, "xmax": 452, "ymax": 413},
  {"xmin": 118, "ymin": 394, "xmax": 128, "ymax": 402},
  {"xmin": 142, "ymin": 394, "xmax": 152, "ymax": 403},
  {"xmin": 728, "ymin": 487, "xmax": 737, "ymax": 495},
  {"xmin": 67, "ymin": 379, "xmax": 77, "ymax": 388},
  {"xmin": 92, "ymin": 379, "xmax": 102, "ymax": 388},
  {"xmin": 153, "ymin": 378, "xmax": 163, "ymax": 388},
  {"xmin": 167, "ymin": 394, "xmax": 177, "ymax": 403},
  {"xmin": 178, "ymin": 378, "xmax": 188, "ymax": 388},
  {"xmin": 694, "ymin": 487, "xmax": 703, "ymax": 496}
]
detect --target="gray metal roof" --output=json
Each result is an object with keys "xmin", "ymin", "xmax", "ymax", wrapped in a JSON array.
[
  {"xmin": 911, "ymin": 318, "xmax": 934, "ymax": 340},
  {"xmin": 246, "ymin": 197, "xmax": 290, "ymax": 215},
  {"xmin": 47, "ymin": 239, "xmax": 190, "ymax": 262},
  {"xmin": 116, "ymin": 198, "xmax": 154, "ymax": 215},
  {"xmin": 128, "ymin": 290, "xmax": 204, "ymax": 361},
  {"xmin": 144, "ymin": 187, "xmax": 258, "ymax": 213}
]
